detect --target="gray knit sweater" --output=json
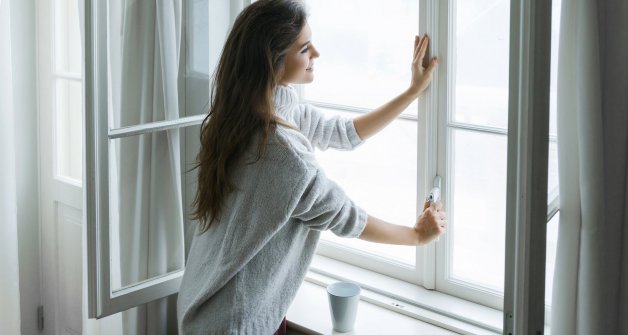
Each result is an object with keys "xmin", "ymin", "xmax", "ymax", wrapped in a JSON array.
[{"xmin": 177, "ymin": 85, "xmax": 367, "ymax": 334}]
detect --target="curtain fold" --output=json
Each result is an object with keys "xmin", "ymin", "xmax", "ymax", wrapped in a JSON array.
[
  {"xmin": 0, "ymin": 0, "xmax": 23, "ymax": 333},
  {"xmin": 552, "ymin": 0, "xmax": 628, "ymax": 333},
  {"xmin": 115, "ymin": 0, "xmax": 184, "ymax": 334}
]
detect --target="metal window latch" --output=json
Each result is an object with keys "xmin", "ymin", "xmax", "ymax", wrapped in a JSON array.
[
  {"xmin": 426, "ymin": 175, "xmax": 441, "ymax": 205},
  {"xmin": 424, "ymin": 175, "xmax": 442, "ymax": 242}
]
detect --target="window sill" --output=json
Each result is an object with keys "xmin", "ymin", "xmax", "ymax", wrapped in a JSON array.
[{"xmin": 287, "ymin": 255, "xmax": 503, "ymax": 335}]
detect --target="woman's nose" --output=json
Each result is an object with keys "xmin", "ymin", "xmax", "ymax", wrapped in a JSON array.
[{"xmin": 311, "ymin": 45, "xmax": 320, "ymax": 58}]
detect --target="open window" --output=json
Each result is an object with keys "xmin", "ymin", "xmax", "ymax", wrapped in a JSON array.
[
  {"xmin": 86, "ymin": 0, "xmax": 555, "ymax": 330},
  {"xmin": 85, "ymin": 0, "xmax": 220, "ymax": 317}
]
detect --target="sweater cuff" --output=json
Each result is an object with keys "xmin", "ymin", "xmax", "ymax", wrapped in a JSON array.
[
  {"xmin": 345, "ymin": 206, "xmax": 368, "ymax": 238},
  {"xmin": 345, "ymin": 118, "xmax": 364, "ymax": 149}
]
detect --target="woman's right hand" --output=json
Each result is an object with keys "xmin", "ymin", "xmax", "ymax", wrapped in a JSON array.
[
  {"xmin": 414, "ymin": 200, "xmax": 446, "ymax": 245},
  {"xmin": 408, "ymin": 34, "xmax": 438, "ymax": 98}
]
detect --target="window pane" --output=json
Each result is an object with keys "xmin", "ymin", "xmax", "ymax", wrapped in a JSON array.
[
  {"xmin": 56, "ymin": 79, "xmax": 83, "ymax": 182},
  {"xmin": 449, "ymin": 129, "xmax": 507, "ymax": 291},
  {"xmin": 109, "ymin": 129, "xmax": 185, "ymax": 291},
  {"xmin": 453, "ymin": 0, "xmax": 510, "ymax": 129},
  {"xmin": 107, "ymin": 1, "xmax": 197, "ymax": 129},
  {"xmin": 548, "ymin": 141, "xmax": 558, "ymax": 196},
  {"xmin": 318, "ymin": 110, "xmax": 417, "ymax": 265},
  {"xmin": 545, "ymin": 212, "xmax": 559, "ymax": 305},
  {"xmin": 186, "ymin": 0, "xmax": 211, "ymax": 118},
  {"xmin": 305, "ymin": 0, "xmax": 419, "ymax": 116},
  {"xmin": 55, "ymin": 0, "xmax": 82, "ymax": 74},
  {"xmin": 188, "ymin": 0, "xmax": 210, "ymax": 75},
  {"xmin": 548, "ymin": 0, "xmax": 561, "ymax": 197}
]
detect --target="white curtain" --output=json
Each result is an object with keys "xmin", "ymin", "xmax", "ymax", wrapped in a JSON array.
[
  {"xmin": 552, "ymin": 0, "xmax": 628, "ymax": 333},
  {"xmin": 112, "ymin": 0, "xmax": 184, "ymax": 334},
  {"xmin": 0, "ymin": 0, "xmax": 23, "ymax": 334}
]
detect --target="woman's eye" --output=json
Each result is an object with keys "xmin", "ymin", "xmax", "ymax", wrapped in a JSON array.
[{"xmin": 300, "ymin": 47, "xmax": 309, "ymax": 54}]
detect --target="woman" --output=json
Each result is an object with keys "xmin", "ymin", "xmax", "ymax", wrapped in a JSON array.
[{"xmin": 177, "ymin": 0, "xmax": 445, "ymax": 334}]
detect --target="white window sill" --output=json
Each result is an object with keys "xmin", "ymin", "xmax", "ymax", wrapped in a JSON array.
[{"xmin": 287, "ymin": 255, "xmax": 515, "ymax": 335}]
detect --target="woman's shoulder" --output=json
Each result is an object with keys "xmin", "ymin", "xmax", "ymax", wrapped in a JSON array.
[{"xmin": 265, "ymin": 126, "xmax": 320, "ymax": 173}]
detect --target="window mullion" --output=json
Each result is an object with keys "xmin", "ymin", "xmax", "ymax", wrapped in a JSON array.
[{"xmin": 417, "ymin": 0, "xmax": 440, "ymax": 290}]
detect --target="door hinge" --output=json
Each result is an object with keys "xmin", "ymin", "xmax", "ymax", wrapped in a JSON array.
[
  {"xmin": 37, "ymin": 305, "xmax": 44, "ymax": 331},
  {"xmin": 505, "ymin": 311, "xmax": 513, "ymax": 335}
]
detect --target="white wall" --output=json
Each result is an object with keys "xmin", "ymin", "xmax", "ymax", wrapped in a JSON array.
[{"xmin": 11, "ymin": 0, "xmax": 42, "ymax": 334}]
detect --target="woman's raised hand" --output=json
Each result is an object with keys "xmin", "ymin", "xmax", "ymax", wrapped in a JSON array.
[
  {"xmin": 408, "ymin": 35, "xmax": 438, "ymax": 97},
  {"xmin": 414, "ymin": 200, "xmax": 446, "ymax": 245}
]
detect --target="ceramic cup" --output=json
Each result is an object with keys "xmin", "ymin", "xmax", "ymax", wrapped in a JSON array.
[{"xmin": 326, "ymin": 281, "xmax": 361, "ymax": 332}]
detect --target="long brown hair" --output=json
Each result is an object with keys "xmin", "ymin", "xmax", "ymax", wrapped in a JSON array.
[{"xmin": 191, "ymin": 0, "xmax": 307, "ymax": 233}]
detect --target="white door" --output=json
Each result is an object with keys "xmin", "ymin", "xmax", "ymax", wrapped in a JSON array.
[{"xmin": 37, "ymin": 0, "xmax": 84, "ymax": 334}]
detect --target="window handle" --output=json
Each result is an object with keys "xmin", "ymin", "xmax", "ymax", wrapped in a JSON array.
[
  {"xmin": 425, "ymin": 175, "xmax": 442, "ymax": 242},
  {"xmin": 427, "ymin": 175, "xmax": 441, "ymax": 204}
]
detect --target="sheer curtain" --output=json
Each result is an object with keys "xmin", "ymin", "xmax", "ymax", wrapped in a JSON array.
[
  {"xmin": 552, "ymin": 0, "xmax": 628, "ymax": 333},
  {"xmin": 0, "ymin": 0, "xmax": 23, "ymax": 334},
  {"xmin": 113, "ymin": 1, "xmax": 183, "ymax": 333}
]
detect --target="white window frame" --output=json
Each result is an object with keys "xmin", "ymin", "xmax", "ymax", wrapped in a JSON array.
[
  {"xmin": 303, "ymin": 0, "xmax": 553, "ymax": 327},
  {"xmin": 85, "ymin": 0, "xmax": 255, "ymax": 319},
  {"xmin": 85, "ymin": 0, "xmax": 207, "ymax": 318}
]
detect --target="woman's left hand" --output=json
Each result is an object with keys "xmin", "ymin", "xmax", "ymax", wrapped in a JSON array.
[{"xmin": 408, "ymin": 34, "xmax": 438, "ymax": 97}]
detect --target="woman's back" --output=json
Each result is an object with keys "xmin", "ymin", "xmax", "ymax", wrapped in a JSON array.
[{"xmin": 177, "ymin": 87, "xmax": 367, "ymax": 334}]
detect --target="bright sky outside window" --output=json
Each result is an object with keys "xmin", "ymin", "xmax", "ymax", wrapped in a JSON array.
[
  {"xmin": 447, "ymin": 0, "xmax": 511, "ymax": 292},
  {"xmin": 306, "ymin": 0, "xmax": 420, "ymax": 266}
]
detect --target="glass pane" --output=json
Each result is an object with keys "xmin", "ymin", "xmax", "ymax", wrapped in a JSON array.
[
  {"xmin": 548, "ymin": 140, "xmax": 558, "ymax": 196},
  {"xmin": 547, "ymin": 0, "xmax": 562, "ymax": 199},
  {"xmin": 549, "ymin": 0, "xmax": 562, "ymax": 137},
  {"xmin": 453, "ymin": 0, "xmax": 510, "ymax": 129},
  {"xmin": 450, "ymin": 129, "xmax": 507, "ymax": 291},
  {"xmin": 545, "ymin": 212, "xmax": 559, "ymax": 305},
  {"xmin": 55, "ymin": 0, "xmax": 82, "ymax": 74},
  {"xmin": 56, "ymin": 79, "xmax": 83, "ymax": 182},
  {"xmin": 305, "ymin": 0, "xmax": 419, "ymax": 116},
  {"xmin": 188, "ymin": 0, "xmax": 209, "ymax": 75},
  {"xmin": 109, "ymin": 128, "xmax": 187, "ymax": 291},
  {"xmin": 186, "ymin": 0, "xmax": 211, "ymax": 119},
  {"xmin": 108, "ymin": 0, "xmax": 209, "ymax": 129},
  {"xmin": 545, "ymin": 0, "xmax": 562, "ymax": 308},
  {"xmin": 319, "ymin": 110, "xmax": 417, "ymax": 265}
]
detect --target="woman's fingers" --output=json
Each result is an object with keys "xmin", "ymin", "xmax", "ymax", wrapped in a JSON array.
[
  {"xmin": 413, "ymin": 35, "xmax": 423, "ymax": 63},
  {"xmin": 429, "ymin": 200, "xmax": 443, "ymax": 211},
  {"xmin": 426, "ymin": 57, "xmax": 438, "ymax": 76},
  {"xmin": 418, "ymin": 35, "xmax": 428, "ymax": 63},
  {"xmin": 413, "ymin": 35, "xmax": 429, "ymax": 65}
]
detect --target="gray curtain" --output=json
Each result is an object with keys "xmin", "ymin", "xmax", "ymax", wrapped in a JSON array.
[{"xmin": 552, "ymin": 0, "xmax": 628, "ymax": 333}]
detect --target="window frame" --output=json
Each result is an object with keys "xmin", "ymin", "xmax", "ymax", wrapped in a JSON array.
[
  {"xmin": 302, "ymin": 0, "xmax": 554, "ymax": 324},
  {"xmin": 84, "ymin": 0, "xmax": 213, "ymax": 318}
]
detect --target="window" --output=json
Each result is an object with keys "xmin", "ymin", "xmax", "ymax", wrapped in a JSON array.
[
  {"xmin": 86, "ymin": 0, "xmax": 556, "ymax": 327},
  {"xmin": 86, "ymin": 0, "xmax": 213, "ymax": 317},
  {"xmin": 301, "ymin": 0, "xmax": 561, "ymax": 315},
  {"xmin": 54, "ymin": 0, "xmax": 83, "ymax": 184}
]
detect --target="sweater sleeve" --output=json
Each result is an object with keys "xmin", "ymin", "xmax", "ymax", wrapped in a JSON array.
[
  {"xmin": 289, "ymin": 165, "xmax": 367, "ymax": 238},
  {"xmin": 297, "ymin": 104, "xmax": 364, "ymax": 151}
]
